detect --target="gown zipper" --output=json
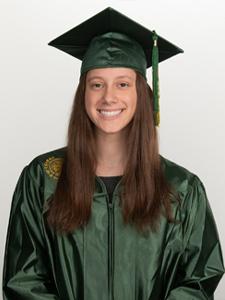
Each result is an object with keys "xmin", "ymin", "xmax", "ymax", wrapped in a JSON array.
[
  {"xmin": 96, "ymin": 176, "xmax": 123, "ymax": 300},
  {"xmin": 107, "ymin": 197, "xmax": 114, "ymax": 300}
]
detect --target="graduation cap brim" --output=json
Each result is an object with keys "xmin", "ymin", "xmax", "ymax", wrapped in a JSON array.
[{"xmin": 48, "ymin": 7, "xmax": 184, "ymax": 68}]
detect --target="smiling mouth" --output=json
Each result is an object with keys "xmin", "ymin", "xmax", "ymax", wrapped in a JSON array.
[
  {"xmin": 97, "ymin": 109, "xmax": 125, "ymax": 118},
  {"xmin": 97, "ymin": 109, "xmax": 125, "ymax": 116},
  {"xmin": 97, "ymin": 108, "xmax": 125, "ymax": 111}
]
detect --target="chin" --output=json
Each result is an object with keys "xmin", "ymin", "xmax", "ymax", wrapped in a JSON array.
[{"xmin": 97, "ymin": 126, "xmax": 127, "ymax": 135}]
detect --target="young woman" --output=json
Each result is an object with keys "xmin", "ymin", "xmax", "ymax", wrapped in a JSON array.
[{"xmin": 3, "ymin": 7, "xmax": 224, "ymax": 300}]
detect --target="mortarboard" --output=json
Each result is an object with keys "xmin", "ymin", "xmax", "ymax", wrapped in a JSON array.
[{"xmin": 48, "ymin": 7, "xmax": 184, "ymax": 126}]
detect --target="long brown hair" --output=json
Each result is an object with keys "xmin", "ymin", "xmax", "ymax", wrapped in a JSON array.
[{"xmin": 47, "ymin": 70, "xmax": 178, "ymax": 234}]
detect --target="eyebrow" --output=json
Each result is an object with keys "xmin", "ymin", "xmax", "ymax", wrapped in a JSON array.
[{"xmin": 87, "ymin": 75, "xmax": 134, "ymax": 82}]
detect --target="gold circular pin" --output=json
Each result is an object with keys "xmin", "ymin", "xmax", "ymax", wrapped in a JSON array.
[{"xmin": 44, "ymin": 156, "xmax": 63, "ymax": 180}]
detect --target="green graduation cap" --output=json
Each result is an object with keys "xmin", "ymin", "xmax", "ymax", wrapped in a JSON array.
[{"xmin": 48, "ymin": 7, "xmax": 184, "ymax": 126}]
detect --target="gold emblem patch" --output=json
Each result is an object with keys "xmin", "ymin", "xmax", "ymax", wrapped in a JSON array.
[{"xmin": 44, "ymin": 156, "xmax": 63, "ymax": 180}]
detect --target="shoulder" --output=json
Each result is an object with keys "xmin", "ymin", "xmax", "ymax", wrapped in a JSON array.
[
  {"xmin": 13, "ymin": 147, "xmax": 67, "ymax": 213},
  {"xmin": 159, "ymin": 155, "xmax": 212, "ymax": 243},
  {"xmin": 160, "ymin": 154, "xmax": 204, "ymax": 192},
  {"xmin": 159, "ymin": 154, "xmax": 208, "ymax": 212},
  {"xmin": 25, "ymin": 146, "xmax": 66, "ymax": 182}
]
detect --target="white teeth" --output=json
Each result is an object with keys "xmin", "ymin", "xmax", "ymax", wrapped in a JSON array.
[{"xmin": 99, "ymin": 110, "xmax": 122, "ymax": 116}]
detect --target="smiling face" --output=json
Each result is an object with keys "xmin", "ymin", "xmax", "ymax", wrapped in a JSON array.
[{"xmin": 85, "ymin": 67, "xmax": 137, "ymax": 136}]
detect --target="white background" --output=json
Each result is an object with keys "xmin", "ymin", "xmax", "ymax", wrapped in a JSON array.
[{"xmin": 0, "ymin": 0, "xmax": 225, "ymax": 299}]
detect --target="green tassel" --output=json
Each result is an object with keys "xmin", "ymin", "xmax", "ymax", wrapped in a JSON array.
[{"xmin": 152, "ymin": 30, "xmax": 160, "ymax": 126}]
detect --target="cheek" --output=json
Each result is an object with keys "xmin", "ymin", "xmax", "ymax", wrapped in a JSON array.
[
  {"xmin": 85, "ymin": 91, "xmax": 94, "ymax": 113},
  {"xmin": 84, "ymin": 91, "xmax": 100, "ymax": 124}
]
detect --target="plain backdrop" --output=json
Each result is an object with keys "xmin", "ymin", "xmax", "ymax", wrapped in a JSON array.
[{"xmin": 1, "ymin": 0, "xmax": 225, "ymax": 299}]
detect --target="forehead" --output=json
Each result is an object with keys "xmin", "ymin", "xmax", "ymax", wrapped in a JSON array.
[{"xmin": 86, "ymin": 67, "xmax": 136, "ymax": 80}]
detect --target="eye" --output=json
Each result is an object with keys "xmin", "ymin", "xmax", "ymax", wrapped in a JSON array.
[
  {"xmin": 91, "ymin": 83, "xmax": 103, "ymax": 89},
  {"xmin": 118, "ymin": 82, "xmax": 129, "ymax": 88}
]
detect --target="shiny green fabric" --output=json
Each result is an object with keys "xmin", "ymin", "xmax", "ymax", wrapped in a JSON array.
[
  {"xmin": 3, "ymin": 147, "xmax": 224, "ymax": 300},
  {"xmin": 80, "ymin": 32, "xmax": 147, "ymax": 79}
]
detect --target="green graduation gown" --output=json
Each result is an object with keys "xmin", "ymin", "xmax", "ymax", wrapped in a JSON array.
[{"xmin": 2, "ymin": 147, "xmax": 225, "ymax": 299}]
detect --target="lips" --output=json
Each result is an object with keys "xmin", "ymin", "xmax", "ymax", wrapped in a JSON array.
[
  {"xmin": 97, "ymin": 108, "xmax": 125, "ymax": 120},
  {"xmin": 97, "ymin": 109, "xmax": 125, "ymax": 112}
]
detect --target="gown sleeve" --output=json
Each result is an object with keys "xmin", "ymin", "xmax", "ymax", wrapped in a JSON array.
[
  {"xmin": 166, "ymin": 176, "xmax": 225, "ymax": 299},
  {"xmin": 2, "ymin": 164, "xmax": 59, "ymax": 300}
]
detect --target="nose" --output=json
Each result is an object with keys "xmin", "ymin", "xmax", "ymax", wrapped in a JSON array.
[{"xmin": 102, "ymin": 85, "xmax": 117, "ymax": 104}]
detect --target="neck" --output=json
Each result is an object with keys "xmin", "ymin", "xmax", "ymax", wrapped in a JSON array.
[{"xmin": 95, "ymin": 130, "xmax": 127, "ymax": 176}]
